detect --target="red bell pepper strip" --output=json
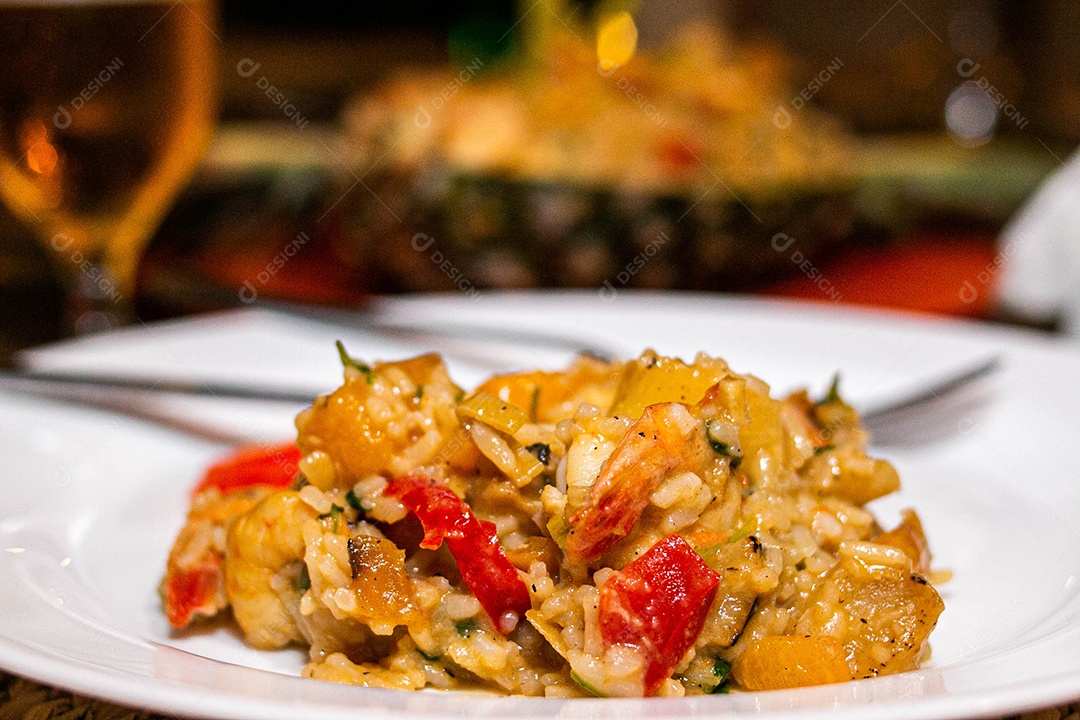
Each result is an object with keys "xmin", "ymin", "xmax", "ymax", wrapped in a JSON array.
[
  {"xmin": 385, "ymin": 476, "xmax": 531, "ymax": 634},
  {"xmin": 192, "ymin": 443, "xmax": 302, "ymax": 496},
  {"xmin": 599, "ymin": 534, "xmax": 721, "ymax": 695}
]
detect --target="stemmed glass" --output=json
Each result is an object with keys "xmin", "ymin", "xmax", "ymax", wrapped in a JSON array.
[{"xmin": 0, "ymin": 0, "xmax": 217, "ymax": 333}]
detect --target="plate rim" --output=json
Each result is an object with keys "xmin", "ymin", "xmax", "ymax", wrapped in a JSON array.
[{"xmin": 3, "ymin": 292, "xmax": 1080, "ymax": 720}]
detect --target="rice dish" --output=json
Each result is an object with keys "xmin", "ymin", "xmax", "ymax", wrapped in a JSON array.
[{"xmin": 162, "ymin": 347, "xmax": 943, "ymax": 697}]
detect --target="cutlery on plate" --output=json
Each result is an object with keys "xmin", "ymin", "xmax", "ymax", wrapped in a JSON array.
[{"xmin": 0, "ymin": 356, "xmax": 1001, "ymax": 447}]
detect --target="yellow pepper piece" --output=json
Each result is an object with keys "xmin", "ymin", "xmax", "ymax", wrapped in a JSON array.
[
  {"xmin": 732, "ymin": 635, "xmax": 851, "ymax": 690},
  {"xmin": 457, "ymin": 391, "xmax": 529, "ymax": 436},
  {"xmin": 609, "ymin": 352, "xmax": 729, "ymax": 418}
]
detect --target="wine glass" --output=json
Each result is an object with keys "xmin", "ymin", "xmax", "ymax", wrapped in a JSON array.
[{"xmin": 0, "ymin": 0, "xmax": 217, "ymax": 334}]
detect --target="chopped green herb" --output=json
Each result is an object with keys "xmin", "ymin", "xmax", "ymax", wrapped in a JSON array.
[
  {"xmin": 814, "ymin": 444, "xmax": 836, "ymax": 456},
  {"xmin": 344, "ymin": 489, "xmax": 366, "ymax": 517},
  {"xmin": 415, "ymin": 385, "xmax": 424, "ymax": 400},
  {"xmin": 705, "ymin": 656, "xmax": 733, "ymax": 693},
  {"xmin": 570, "ymin": 670, "xmax": 607, "ymax": 697},
  {"xmin": 416, "ymin": 649, "xmax": 440, "ymax": 662},
  {"xmin": 318, "ymin": 503, "xmax": 345, "ymax": 532},
  {"xmin": 705, "ymin": 419, "xmax": 743, "ymax": 469},
  {"xmin": 454, "ymin": 619, "xmax": 479, "ymax": 637},
  {"xmin": 292, "ymin": 564, "xmax": 311, "ymax": 593},
  {"xmin": 525, "ymin": 443, "xmax": 551, "ymax": 466},
  {"xmin": 335, "ymin": 340, "xmax": 376, "ymax": 383},
  {"xmin": 823, "ymin": 373, "xmax": 842, "ymax": 404},
  {"xmin": 455, "ymin": 389, "xmax": 466, "ymax": 403},
  {"xmin": 291, "ymin": 474, "xmax": 310, "ymax": 491},
  {"xmin": 709, "ymin": 441, "xmax": 743, "ymax": 469}
]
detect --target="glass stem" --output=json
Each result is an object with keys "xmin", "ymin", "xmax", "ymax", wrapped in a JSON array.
[{"xmin": 61, "ymin": 248, "xmax": 134, "ymax": 335}]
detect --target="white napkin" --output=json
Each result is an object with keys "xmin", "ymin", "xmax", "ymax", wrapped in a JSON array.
[{"xmin": 995, "ymin": 146, "xmax": 1080, "ymax": 334}]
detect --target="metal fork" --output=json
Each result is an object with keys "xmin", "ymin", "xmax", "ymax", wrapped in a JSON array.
[{"xmin": 0, "ymin": 356, "xmax": 1001, "ymax": 447}]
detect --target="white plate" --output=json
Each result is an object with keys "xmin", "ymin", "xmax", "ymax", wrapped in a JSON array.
[{"xmin": 3, "ymin": 291, "xmax": 1080, "ymax": 720}]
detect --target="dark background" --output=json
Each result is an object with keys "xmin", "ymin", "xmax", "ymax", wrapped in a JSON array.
[
  {"xmin": 218, "ymin": 0, "xmax": 1080, "ymax": 138},
  {"xmin": 2, "ymin": 0, "xmax": 1076, "ymax": 360}
]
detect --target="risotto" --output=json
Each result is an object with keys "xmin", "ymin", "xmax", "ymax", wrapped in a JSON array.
[{"xmin": 162, "ymin": 347, "xmax": 943, "ymax": 697}]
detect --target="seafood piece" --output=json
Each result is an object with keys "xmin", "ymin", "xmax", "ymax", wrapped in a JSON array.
[
  {"xmin": 163, "ymin": 444, "xmax": 300, "ymax": 628},
  {"xmin": 566, "ymin": 402, "xmax": 707, "ymax": 565},
  {"xmin": 225, "ymin": 490, "xmax": 319, "ymax": 649}
]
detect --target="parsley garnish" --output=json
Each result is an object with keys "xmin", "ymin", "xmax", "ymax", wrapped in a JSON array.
[
  {"xmin": 318, "ymin": 503, "xmax": 345, "ymax": 532},
  {"xmin": 710, "ymin": 657, "xmax": 733, "ymax": 693},
  {"xmin": 335, "ymin": 340, "xmax": 375, "ymax": 383},
  {"xmin": 823, "ymin": 373, "xmax": 842, "ymax": 404},
  {"xmin": 705, "ymin": 419, "xmax": 744, "ymax": 469},
  {"xmin": 344, "ymin": 489, "xmax": 366, "ymax": 518}
]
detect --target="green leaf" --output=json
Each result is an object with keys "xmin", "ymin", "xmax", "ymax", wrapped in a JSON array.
[
  {"xmin": 318, "ymin": 504, "xmax": 345, "ymax": 532},
  {"xmin": 454, "ymin": 618, "xmax": 479, "ymax": 637},
  {"xmin": 336, "ymin": 340, "xmax": 375, "ymax": 383},
  {"xmin": 709, "ymin": 657, "xmax": 732, "ymax": 693},
  {"xmin": 344, "ymin": 490, "xmax": 366, "ymax": 517},
  {"xmin": 823, "ymin": 373, "xmax": 842, "ymax": 404},
  {"xmin": 705, "ymin": 419, "xmax": 743, "ymax": 469}
]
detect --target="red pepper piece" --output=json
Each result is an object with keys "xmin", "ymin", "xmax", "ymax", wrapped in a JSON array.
[
  {"xmin": 165, "ymin": 557, "xmax": 222, "ymax": 628},
  {"xmin": 192, "ymin": 443, "xmax": 302, "ymax": 496},
  {"xmin": 385, "ymin": 476, "xmax": 531, "ymax": 634},
  {"xmin": 599, "ymin": 534, "xmax": 721, "ymax": 695}
]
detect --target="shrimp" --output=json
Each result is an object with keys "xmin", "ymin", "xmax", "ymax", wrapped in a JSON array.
[
  {"xmin": 224, "ymin": 490, "xmax": 319, "ymax": 649},
  {"xmin": 163, "ymin": 488, "xmax": 271, "ymax": 628},
  {"xmin": 163, "ymin": 444, "xmax": 302, "ymax": 629},
  {"xmin": 565, "ymin": 402, "xmax": 708, "ymax": 565}
]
